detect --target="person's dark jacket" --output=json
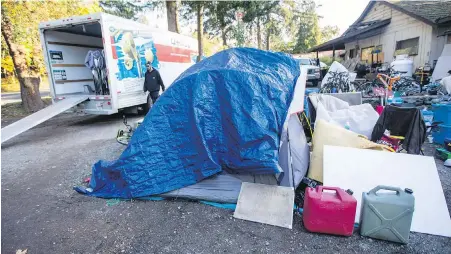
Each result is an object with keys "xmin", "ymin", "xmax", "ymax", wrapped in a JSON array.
[
  {"xmin": 143, "ymin": 69, "xmax": 165, "ymax": 93},
  {"xmin": 371, "ymin": 105, "xmax": 426, "ymax": 154}
]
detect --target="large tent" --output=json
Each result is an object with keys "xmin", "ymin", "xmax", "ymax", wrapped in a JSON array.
[{"xmin": 76, "ymin": 48, "xmax": 309, "ymax": 202}]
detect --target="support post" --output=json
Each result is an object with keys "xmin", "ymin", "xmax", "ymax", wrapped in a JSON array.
[
  {"xmin": 316, "ymin": 51, "xmax": 319, "ymax": 66},
  {"xmin": 332, "ymin": 45, "xmax": 336, "ymax": 59}
]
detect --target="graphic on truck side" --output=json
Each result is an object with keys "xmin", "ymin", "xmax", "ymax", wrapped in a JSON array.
[
  {"xmin": 109, "ymin": 27, "xmax": 160, "ymax": 81},
  {"xmin": 107, "ymin": 24, "xmax": 200, "ymax": 96}
]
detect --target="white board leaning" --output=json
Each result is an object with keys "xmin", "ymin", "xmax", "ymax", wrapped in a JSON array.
[{"xmin": 323, "ymin": 145, "xmax": 451, "ymax": 237}]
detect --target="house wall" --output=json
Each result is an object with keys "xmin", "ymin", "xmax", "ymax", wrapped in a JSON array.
[{"xmin": 345, "ymin": 1, "xmax": 433, "ymax": 69}]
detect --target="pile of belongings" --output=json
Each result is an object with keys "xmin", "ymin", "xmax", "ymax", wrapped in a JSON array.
[
  {"xmin": 74, "ymin": 48, "xmax": 451, "ymax": 238},
  {"xmin": 391, "ymin": 76, "xmax": 421, "ymax": 96},
  {"xmin": 320, "ymin": 61, "xmax": 357, "ymax": 93},
  {"xmin": 304, "ymin": 92, "xmax": 388, "ymax": 182},
  {"xmin": 307, "ymin": 93, "xmax": 378, "ymax": 138},
  {"xmin": 75, "ymin": 48, "xmax": 310, "ymax": 202}
]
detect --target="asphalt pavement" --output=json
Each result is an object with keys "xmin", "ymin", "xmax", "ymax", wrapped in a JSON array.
[{"xmin": 1, "ymin": 113, "xmax": 451, "ymax": 253}]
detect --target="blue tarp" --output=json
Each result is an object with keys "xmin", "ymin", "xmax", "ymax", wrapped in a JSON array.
[{"xmin": 77, "ymin": 48, "xmax": 300, "ymax": 198}]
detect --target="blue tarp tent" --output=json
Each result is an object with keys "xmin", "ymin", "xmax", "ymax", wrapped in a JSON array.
[{"xmin": 76, "ymin": 48, "xmax": 301, "ymax": 199}]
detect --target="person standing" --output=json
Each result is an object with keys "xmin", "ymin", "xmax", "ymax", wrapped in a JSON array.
[
  {"xmin": 143, "ymin": 62, "xmax": 165, "ymax": 104},
  {"xmin": 440, "ymin": 70, "xmax": 451, "ymax": 95}
]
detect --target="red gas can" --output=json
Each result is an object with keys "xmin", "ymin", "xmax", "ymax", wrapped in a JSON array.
[{"xmin": 303, "ymin": 186, "xmax": 357, "ymax": 236}]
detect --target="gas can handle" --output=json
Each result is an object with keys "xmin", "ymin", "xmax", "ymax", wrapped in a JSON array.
[
  {"xmin": 318, "ymin": 186, "xmax": 345, "ymax": 200},
  {"xmin": 369, "ymin": 185, "xmax": 403, "ymax": 195}
]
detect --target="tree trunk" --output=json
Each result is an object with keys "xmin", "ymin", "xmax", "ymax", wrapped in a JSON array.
[
  {"xmin": 248, "ymin": 24, "xmax": 253, "ymax": 47},
  {"xmin": 221, "ymin": 26, "xmax": 227, "ymax": 47},
  {"xmin": 196, "ymin": 3, "xmax": 204, "ymax": 62},
  {"xmin": 266, "ymin": 13, "xmax": 270, "ymax": 50},
  {"xmin": 256, "ymin": 18, "xmax": 261, "ymax": 49},
  {"xmin": 19, "ymin": 76, "xmax": 43, "ymax": 111},
  {"xmin": 1, "ymin": 13, "xmax": 44, "ymax": 112},
  {"xmin": 266, "ymin": 32, "xmax": 270, "ymax": 50},
  {"xmin": 175, "ymin": 0, "xmax": 181, "ymax": 33},
  {"xmin": 166, "ymin": 0, "xmax": 180, "ymax": 33}
]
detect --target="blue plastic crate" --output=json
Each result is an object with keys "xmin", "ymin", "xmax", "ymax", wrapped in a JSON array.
[
  {"xmin": 432, "ymin": 124, "xmax": 451, "ymax": 144},
  {"xmin": 432, "ymin": 104, "xmax": 451, "ymax": 125},
  {"xmin": 421, "ymin": 110, "xmax": 434, "ymax": 124}
]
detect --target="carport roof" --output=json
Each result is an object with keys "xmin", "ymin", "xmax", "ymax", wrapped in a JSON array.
[{"xmin": 308, "ymin": 19, "xmax": 391, "ymax": 52}]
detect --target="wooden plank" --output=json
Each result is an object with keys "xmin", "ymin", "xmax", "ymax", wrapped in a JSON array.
[
  {"xmin": 55, "ymin": 79, "xmax": 93, "ymax": 84},
  {"xmin": 47, "ymin": 41, "xmax": 103, "ymax": 49},
  {"xmin": 51, "ymin": 64, "xmax": 86, "ymax": 67}
]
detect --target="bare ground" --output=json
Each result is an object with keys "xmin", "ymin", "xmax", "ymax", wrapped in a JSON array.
[{"xmin": 1, "ymin": 113, "xmax": 451, "ymax": 253}]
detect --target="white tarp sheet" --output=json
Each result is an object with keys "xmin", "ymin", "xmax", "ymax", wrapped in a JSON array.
[
  {"xmin": 323, "ymin": 145, "xmax": 451, "ymax": 237},
  {"xmin": 310, "ymin": 95, "xmax": 379, "ymax": 138},
  {"xmin": 279, "ymin": 66, "xmax": 309, "ymax": 188},
  {"xmin": 432, "ymin": 44, "xmax": 451, "ymax": 82}
]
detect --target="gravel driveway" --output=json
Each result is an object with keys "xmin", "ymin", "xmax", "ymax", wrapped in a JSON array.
[{"xmin": 2, "ymin": 113, "xmax": 451, "ymax": 253}]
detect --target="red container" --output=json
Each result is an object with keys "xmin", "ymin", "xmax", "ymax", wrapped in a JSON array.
[
  {"xmin": 376, "ymin": 105, "xmax": 384, "ymax": 115},
  {"xmin": 303, "ymin": 186, "xmax": 357, "ymax": 236}
]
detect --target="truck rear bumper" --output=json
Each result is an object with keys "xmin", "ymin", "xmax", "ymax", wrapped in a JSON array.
[
  {"xmin": 83, "ymin": 109, "xmax": 117, "ymax": 115},
  {"xmin": 76, "ymin": 99, "xmax": 117, "ymax": 115}
]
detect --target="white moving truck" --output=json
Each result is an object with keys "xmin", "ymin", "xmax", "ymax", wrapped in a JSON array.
[{"xmin": 1, "ymin": 13, "xmax": 198, "ymax": 143}]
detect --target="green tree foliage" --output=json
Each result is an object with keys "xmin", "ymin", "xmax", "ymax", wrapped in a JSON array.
[
  {"xmin": 263, "ymin": 1, "xmax": 299, "ymax": 51},
  {"xmin": 204, "ymin": 1, "xmax": 241, "ymax": 47},
  {"xmin": 181, "ymin": 1, "xmax": 213, "ymax": 61},
  {"xmin": 99, "ymin": 0, "xmax": 153, "ymax": 20},
  {"xmin": 180, "ymin": 0, "xmax": 324, "ymax": 54},
  {"xmin": 233, "ymin": 21, "xmax": 246, "ymax": 47},
  {"xmin": 1, "ymin": 38, "xmax": 14, "ymax": 76},
  {"xmin": 320, "ymin": 25, "xmax": 340, "ymax": 43},
  {"xmin": 203, "ymin": 35, "xmax": 226, "ymax": 56},
  {"xmin": 1, "ymin": 0, "xmax": 101, "ymax": 76},
  {"xmin": 1, "ymin": 0, "xmax": 102, "ymax": 111},
  {"xmin": 240, "ymin": 0, "xmax": 278, "ymax": 49},
  {"xmin": 241, "ymin": 1, "xmax": 278, "ymax": 23},
  {"xmin": 203, "ymin": 0, "xmax": 316, "ymax": 53},
  {"xmin": 100, "ymin": 0, "xmax": 181, "ymax": 33},
  {"xmin": 292, "ymin": 0, "xmax": 321, "ymax": 53}
]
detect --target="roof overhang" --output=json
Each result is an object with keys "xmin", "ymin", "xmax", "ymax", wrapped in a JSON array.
[
  {"xmin": 437, "ymin": 17, "xmax": 451, "ymax": 25},
  {"xmin": 308, "ymin": 19, "xmax": 391, "ymax": 52},
  {"xmin": 347, "ymin": 1, "xmax": 436, "ymax": 30}
]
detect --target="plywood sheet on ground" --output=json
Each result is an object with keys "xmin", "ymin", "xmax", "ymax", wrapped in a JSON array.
[{"xmin": 233, "ymin": 183, "xmax": 294, "ymax": 229}]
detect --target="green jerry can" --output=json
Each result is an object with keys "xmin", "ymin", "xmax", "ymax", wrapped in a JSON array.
[{"xmin": 360, "ymin": 185, "xmax": 415, "ymax": 244}]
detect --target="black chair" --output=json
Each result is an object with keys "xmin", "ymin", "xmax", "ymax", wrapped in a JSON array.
[{"xmin": 371, "ymin": 105, "xmax": 426, "ymax": 154}]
